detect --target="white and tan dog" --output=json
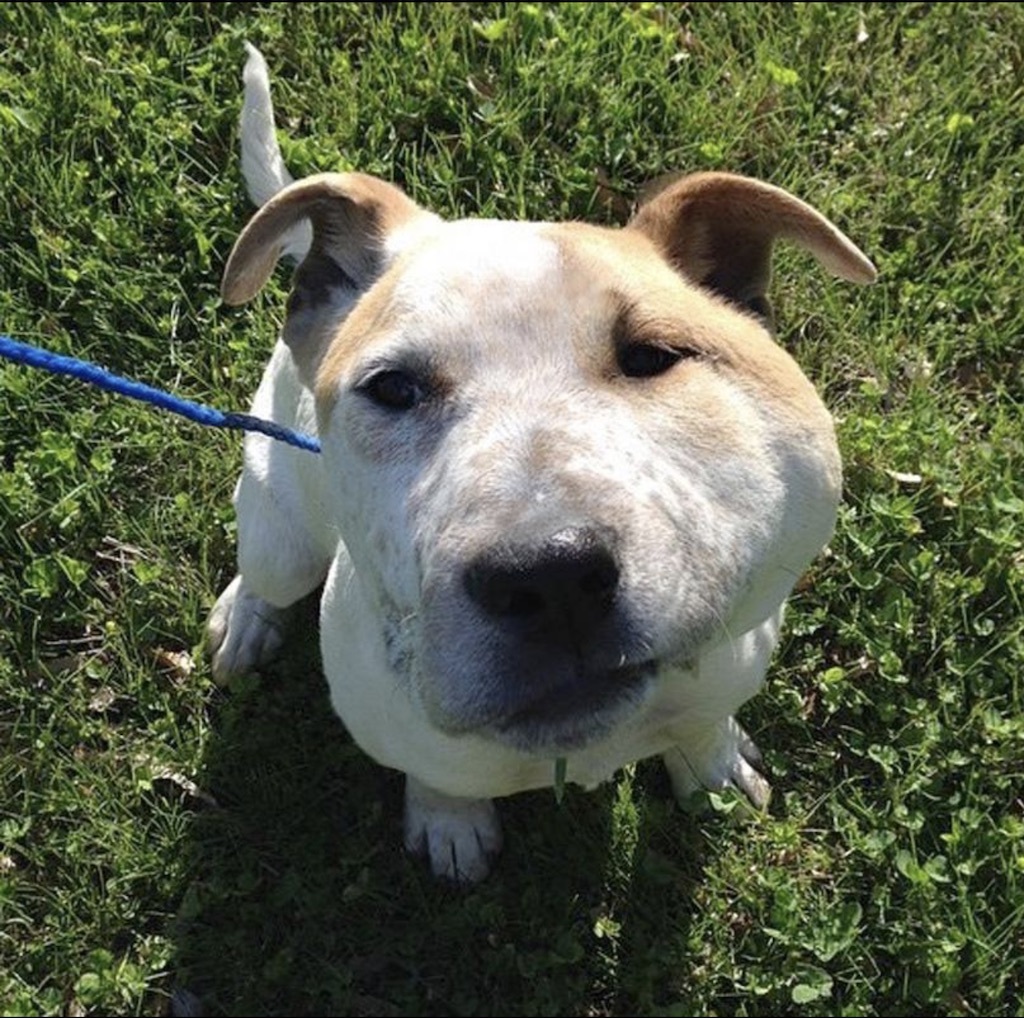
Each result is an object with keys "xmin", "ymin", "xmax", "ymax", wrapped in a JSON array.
[{"xmin": 207, "ymin": 45, "xmax": 875, "ymax": 882}]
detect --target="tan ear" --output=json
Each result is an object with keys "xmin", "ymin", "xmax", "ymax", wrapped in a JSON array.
[
  {"xmin": 221, "ymin": 171, "xmax": 429, "ymax": 306},
  {"xmin": 627, "ymin": 172, "xmax": 876, "ymax": 319}
]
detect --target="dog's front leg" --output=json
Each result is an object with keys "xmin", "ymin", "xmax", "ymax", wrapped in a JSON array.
[
  {"xmin": 403, "ymin": 775, "xmax": 503, "ymax": 884},
  {"xmin": 207, "ymin": 437, "xmax": 331, "ymax": 684},
  {"xmin": 207, "ymin": 551, "xmax": 326, "ymax": 686},
  {"xmin": 662, "ymin": 715, "xmax": 771, "ymax": 810},
  {"xmin": 660, "ymin": 612, "xmax": 782, "ymax": 811},
  {"xmin": 206, "ymin": 574, "xmax": 294, "ymax": 684}
]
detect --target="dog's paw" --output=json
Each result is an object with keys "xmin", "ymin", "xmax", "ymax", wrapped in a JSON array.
[
  {"xmin": 403, "ymin": 777, "xmax": 503, "ymax": 884},
  {"xmin": 663, "ymin": 716, "xmax": 771, "ymax": 811},
  {"xmin": 206, "ymin": 574, "xmax": 289, "ymax": 684}
]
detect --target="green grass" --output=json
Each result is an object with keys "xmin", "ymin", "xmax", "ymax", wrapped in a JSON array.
[{"xmin": 1, "ymin": 2, "xmax": 1021, "ymax": 1015}]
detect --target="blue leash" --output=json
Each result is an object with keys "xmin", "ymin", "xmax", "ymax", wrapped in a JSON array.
[{"xmin": 0, "ymin": 334, "xmax": 321, "ymax": 454}]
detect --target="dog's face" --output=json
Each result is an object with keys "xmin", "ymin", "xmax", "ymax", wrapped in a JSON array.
[{"xmin": 223, "ymin": 171, "xmax": 873, "ymax": 755}]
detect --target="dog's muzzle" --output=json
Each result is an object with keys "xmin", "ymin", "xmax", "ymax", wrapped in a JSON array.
[
  {"xmin": 463, "ymin": 523, "xmax": 620, "ymax": 646},
  {"xmin": 421, "ymin": 523, "xmax": 657, "ymax": 753}
]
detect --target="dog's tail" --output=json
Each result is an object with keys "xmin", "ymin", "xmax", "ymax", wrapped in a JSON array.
[{"xmin": 239, "ymin": 42, "xmax": 311, "ymax": 262}]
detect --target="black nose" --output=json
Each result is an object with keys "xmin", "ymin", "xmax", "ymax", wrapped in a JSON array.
[{"xmin": 464, "ymin": 525, "xmax": 620, "ymax": 642}]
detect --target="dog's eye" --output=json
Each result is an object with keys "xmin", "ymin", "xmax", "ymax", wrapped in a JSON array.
[
  {"xmin": 359, "ymin": 370, "xmax": 424, "ymax": 411},
  {"xmin": 617, "ymin": 343, "xmax": 696, "ymax": 379}
]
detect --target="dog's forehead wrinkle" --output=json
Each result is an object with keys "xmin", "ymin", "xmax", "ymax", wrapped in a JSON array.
[
  {"xmin": 339, "ymin": 219, "xmax": 763, "ymax": 396},
  {"xmin": 336, "ymin": 239, "xmax": 582, "ymax": 395}
]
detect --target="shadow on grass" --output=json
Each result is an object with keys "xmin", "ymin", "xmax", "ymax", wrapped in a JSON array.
[{"xmin": 164, "ymin": 599, "xmax": 712, "ymax": 1017}]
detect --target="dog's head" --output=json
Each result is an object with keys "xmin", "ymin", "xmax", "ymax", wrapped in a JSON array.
[{"xmin": 222, "ymin": 171, "xmax": 874, "ymax": 754}]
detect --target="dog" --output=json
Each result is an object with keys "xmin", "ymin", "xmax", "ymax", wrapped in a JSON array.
[{"xmin": 206, "ymin": 44, "xmax": 875, "ymax": 883}]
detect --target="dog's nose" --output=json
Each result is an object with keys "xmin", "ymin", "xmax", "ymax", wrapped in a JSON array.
[{"xmin": 463, "ymin": 525, "xmax": 620, "ymax": 641}]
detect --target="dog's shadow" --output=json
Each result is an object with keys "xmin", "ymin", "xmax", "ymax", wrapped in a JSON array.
[{"xmin": 168, "ymin": 599, "xmax": 715, "ymax": 1017}]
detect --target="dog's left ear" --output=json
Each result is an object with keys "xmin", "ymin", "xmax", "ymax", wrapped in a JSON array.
[{"xmin": 628, "ymin": 172, "xmax": 876, "ymax": 323}]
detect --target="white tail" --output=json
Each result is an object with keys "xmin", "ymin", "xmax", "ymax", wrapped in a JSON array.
[{"xmin": 239, "ymin": 42, "xmax": 312, "ymax": 262}]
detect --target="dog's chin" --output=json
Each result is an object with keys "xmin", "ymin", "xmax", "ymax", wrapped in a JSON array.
[{"xmin": 486, "ymin": 660, "xmax": 659, "ymax": 754}]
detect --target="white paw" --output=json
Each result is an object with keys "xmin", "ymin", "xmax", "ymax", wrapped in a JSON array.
[
  {"xmin": 206, "ymin": 575, "xmax": 289, "ymax": 684},
  {"xmin": 663, "ymin": 716, "xmax": 771, "ymax": 811},
  {"xmin": 403, "ymin": 777, "xmax": 503, "ymax": 884}
]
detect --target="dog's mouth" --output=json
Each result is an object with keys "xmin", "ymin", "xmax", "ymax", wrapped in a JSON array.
[{"xmin": 488, "ymin": 659, "xmax": 659, "ymax": 753}]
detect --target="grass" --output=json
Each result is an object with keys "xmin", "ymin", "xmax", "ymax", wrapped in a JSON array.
[{"xmin": 1, "ymin": 2, "xmax": 1022, "ymax": 1015}]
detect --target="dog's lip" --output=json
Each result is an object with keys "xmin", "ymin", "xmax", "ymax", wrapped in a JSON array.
[{"xmin": 490, "ymin": 658, "xmax": 659, "ymax": 751}]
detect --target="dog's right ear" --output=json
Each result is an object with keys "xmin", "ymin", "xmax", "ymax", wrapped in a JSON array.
[
  {"xmin": 222, "ymin": 171, "xmax": 432, "ymax": 304},
  {"xmin": 222, "ymin": 172, "xmax": 436, "ymax": 380}
]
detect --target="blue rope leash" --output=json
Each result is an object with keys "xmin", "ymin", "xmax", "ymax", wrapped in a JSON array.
[{"xmin": 0, "ymin": 334, "xmax": 321, "ymax": 454}]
